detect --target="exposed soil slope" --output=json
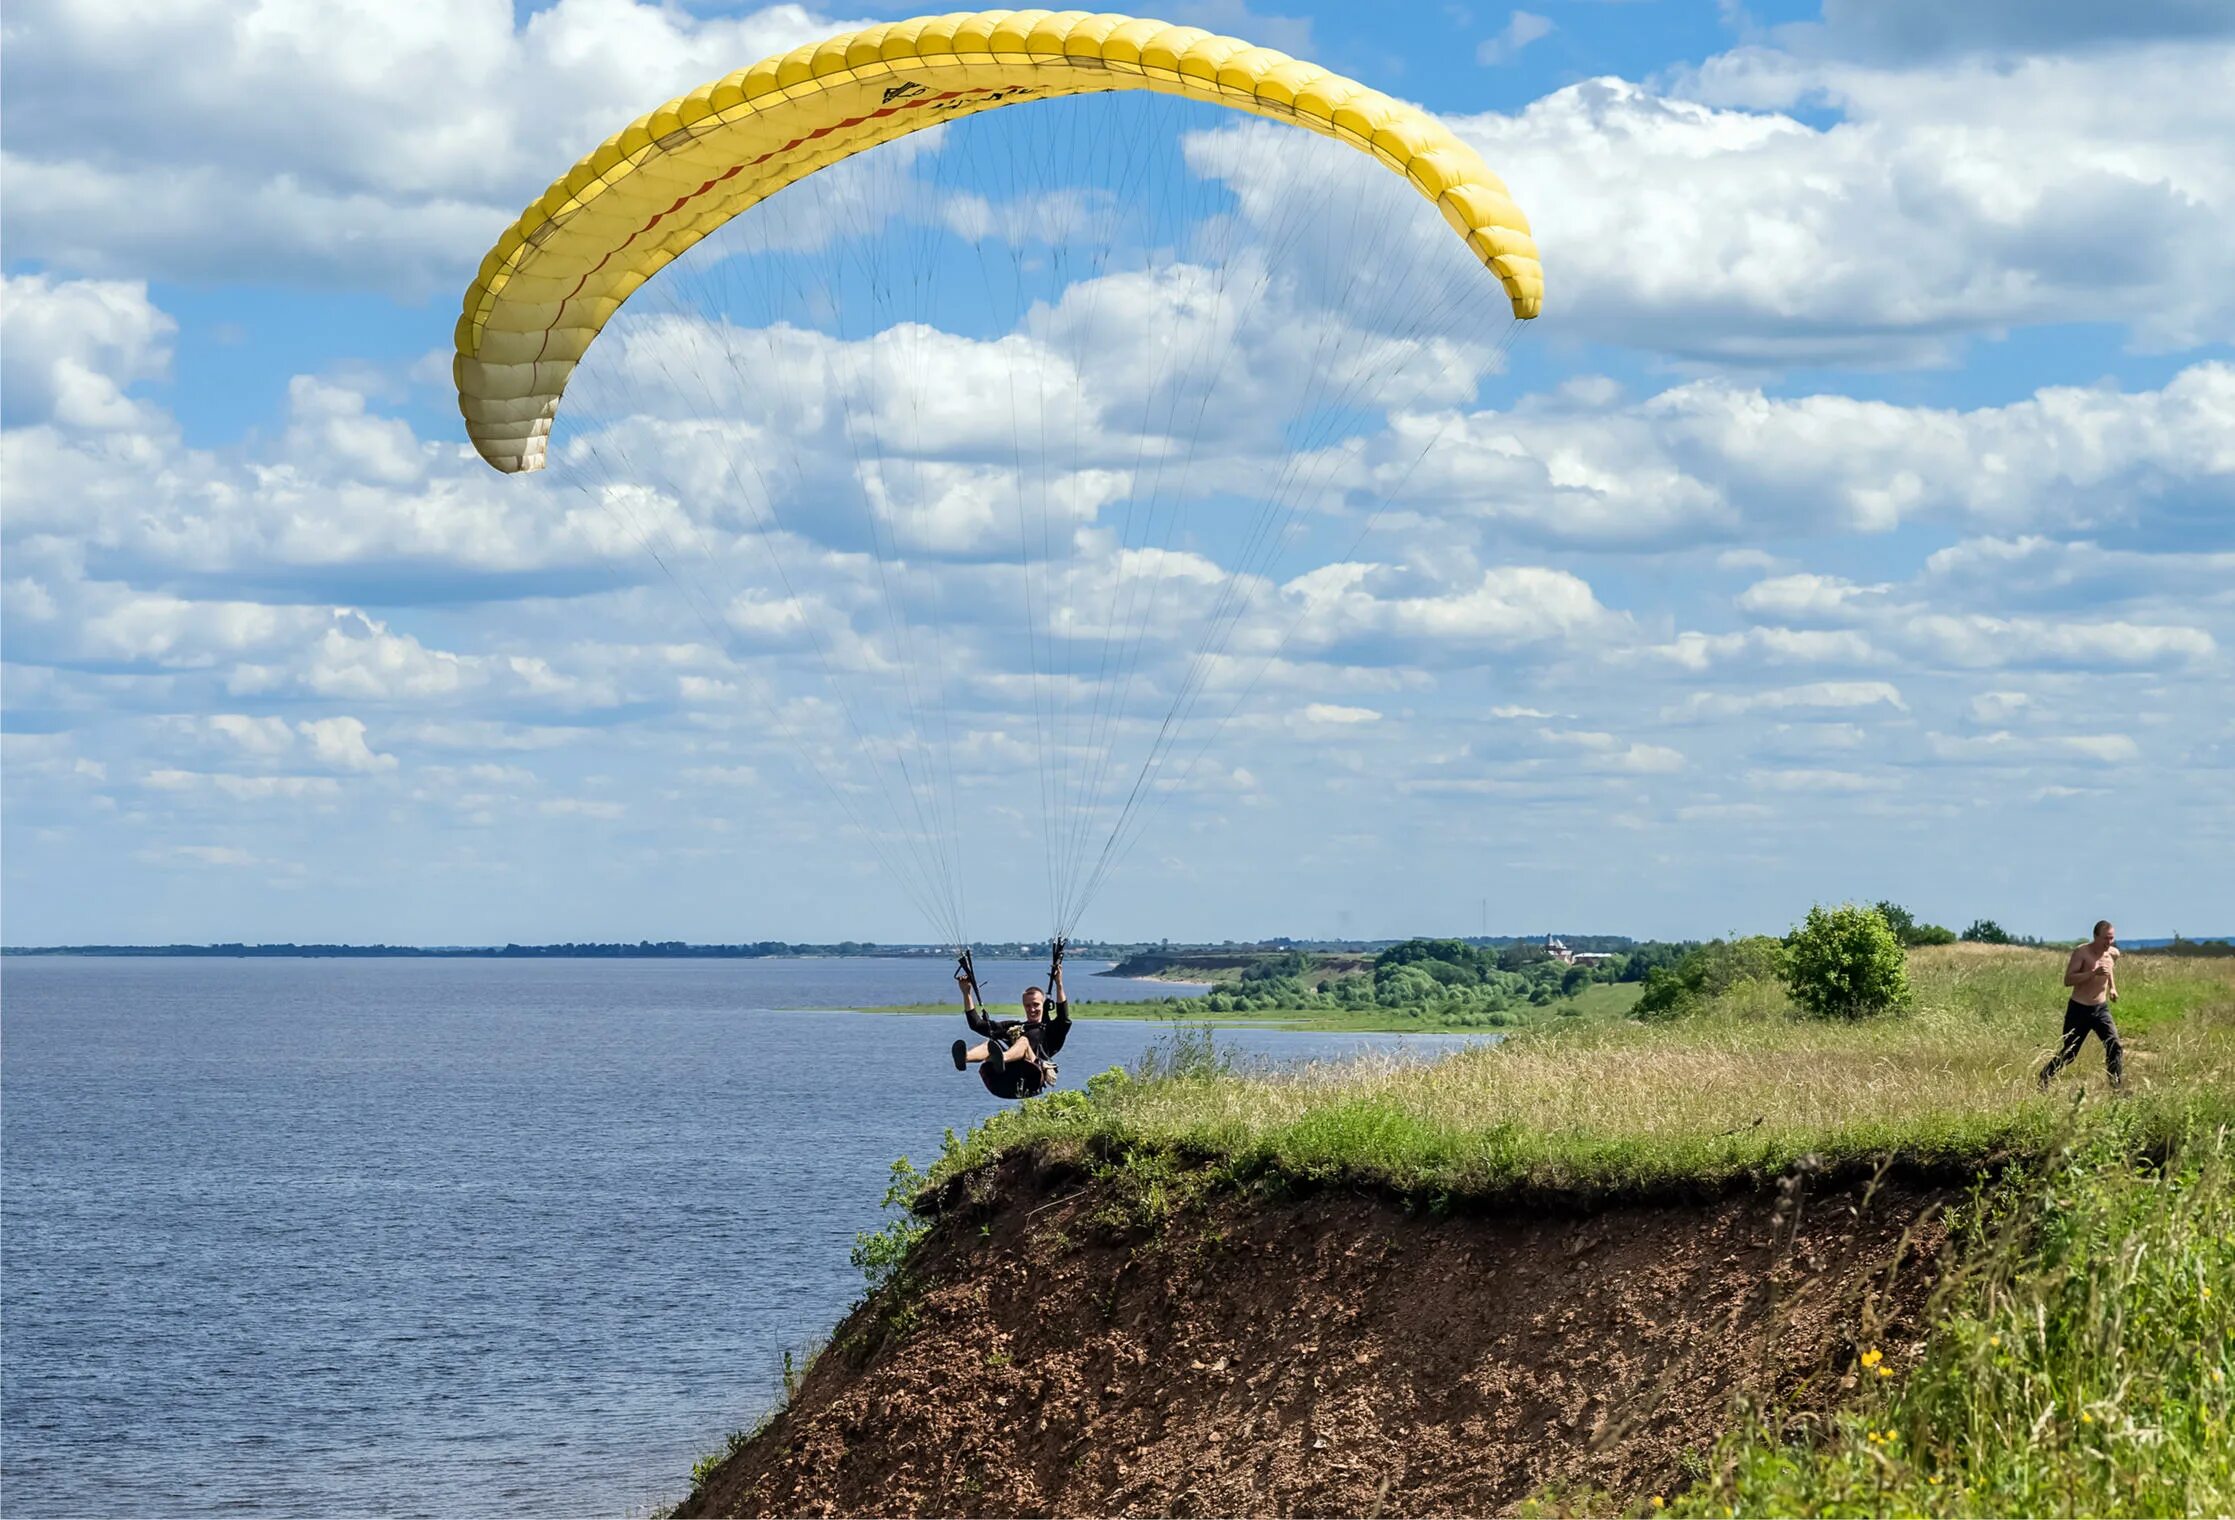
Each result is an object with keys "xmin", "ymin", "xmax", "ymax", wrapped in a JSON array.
[{"xmin": 680, "ymin": 1153, "xmax": 1949, "ymax": 1517}]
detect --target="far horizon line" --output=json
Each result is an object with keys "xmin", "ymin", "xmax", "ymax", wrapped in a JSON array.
[{"xmin": 7, "ymin": 931, "xmax": 2227, "ymax": 960}]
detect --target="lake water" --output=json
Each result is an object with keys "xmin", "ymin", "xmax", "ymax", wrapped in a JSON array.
[{"xmin": 1, "ymin": 956, "xmax": 1486, "ymax": 1517}]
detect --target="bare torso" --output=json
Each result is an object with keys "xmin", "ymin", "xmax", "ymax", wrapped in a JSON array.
[{"xmin": 2066, "ymin": 942, "xmax": 2118, "ymax": 1006}]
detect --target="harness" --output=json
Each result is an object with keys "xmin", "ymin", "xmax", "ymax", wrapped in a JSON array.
[{"xmin": 958, "ymin": 940, "xmax": 1066, "ymax": 1100}]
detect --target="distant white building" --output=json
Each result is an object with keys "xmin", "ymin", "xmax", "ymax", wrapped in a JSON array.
[{"xmin": 1544, "ymin": 935, "xmax": 1616, "ymax": 967}]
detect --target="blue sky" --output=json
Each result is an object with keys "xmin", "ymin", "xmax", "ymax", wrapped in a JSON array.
[{"xmin": 4, "ymin": 0, "xmax": 2231, "ymax": 947}]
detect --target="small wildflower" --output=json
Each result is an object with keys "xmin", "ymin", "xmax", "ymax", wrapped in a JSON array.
[
  {"xmin": 1651, "ymin": 1497, "xmax": 1665, "ymax": 1510},
  {"xmin": 1860, "ymin": 1348, "xmax": 1883, "ymax": 1368},
  {"xmin": 2081, "ymin": 1411, "xmax": 2093, "ymax": 1424},
  {"xmin": 1989, "ymin": 1334, "xmax": 2001, "ymax": 1348},
  {"xmin": 2214, "ymin": 1369, "xmax": 2226, "ymax": 1385},
  {"xmin": 1930, "ymin": 1475, "xmax": 1943, "ymax": 1486}
]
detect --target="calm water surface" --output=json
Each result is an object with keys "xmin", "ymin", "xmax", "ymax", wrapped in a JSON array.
[{"xmin": 1, "ymin": 957, "xmax": 1485, "ymax": 1517}]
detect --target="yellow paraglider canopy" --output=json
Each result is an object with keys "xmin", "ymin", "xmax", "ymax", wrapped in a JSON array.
[{"xmin": 453, "ymin": 8, "xmax": 1542, "ymax": 474}]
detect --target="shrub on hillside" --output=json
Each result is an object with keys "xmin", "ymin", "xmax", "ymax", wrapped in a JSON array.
[
  {"xmin": 1784, "ymin": 903, "xmax": 1911, "ymax": 1019},
  {"xmin": 1964, "ymin": 918, "xmax": 2014, "ymax": 944}
]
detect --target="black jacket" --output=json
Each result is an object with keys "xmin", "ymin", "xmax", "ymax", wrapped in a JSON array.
[{"xmin": 967, "ymin": 1001, "xmax": 1069, "ymax": 1055}]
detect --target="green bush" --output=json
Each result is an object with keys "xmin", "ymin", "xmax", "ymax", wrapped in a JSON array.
[
  {"xmin": 1784, "ymin": 903, "xmax": 1911, "ymax": 1019},
  {"xmin": 1632, "ymin": 964, "xmax": 1691, "ymax": 1021},
  {"xmin": 1964, "ymin": 918, "xmax": 2013, "ymax": 944},
  {"xmin": 848, "ymin": 1156, "xmax": 928, "ymax": 1290}
]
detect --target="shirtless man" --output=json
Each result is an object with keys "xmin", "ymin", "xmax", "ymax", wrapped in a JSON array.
[{"xmin": 2039, "ymin": 919, "xmax": 2122, "ymax": 1091}]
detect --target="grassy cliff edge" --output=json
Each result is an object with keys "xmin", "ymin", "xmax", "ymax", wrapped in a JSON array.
[{"xmin": 674, "ymin": 947, "xmax": 2235, "ymax": 1516}]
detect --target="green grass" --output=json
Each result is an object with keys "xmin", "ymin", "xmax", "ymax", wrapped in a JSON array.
[
  {"xmin": 855, "ymin": 979, "xmax": 1641, "ymax": 1032},
  {"xmin": 921, "ymin": 947, "xmax": 2235, "ymax": 1203},
  {"xmin": 1675, "ymin": 1115, "xmax": 2235, "ymax": 1517},
  {"xmin": 1555, "ymin": 980, "xmax": 1648, "ymax": 1022}
]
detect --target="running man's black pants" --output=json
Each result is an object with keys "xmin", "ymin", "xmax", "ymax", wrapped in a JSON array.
[{"xmin": 2040, "ymin": 999, "xmax": 2122, "ymax": 1087}]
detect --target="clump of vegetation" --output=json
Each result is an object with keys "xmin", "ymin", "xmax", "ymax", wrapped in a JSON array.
[
  {"xmin": 1372, "ymin": 939, "xmax": 1534, "ymax": 1019},
  {"xmin": 1632, "ymin": 936, "xmax": 1786, "ymax": 1021},
  {"xmin": 687, "ymin": 1427, "xmax": 755, "ymax": 1496},
  {"xmin": 1132, "ymin": 1016, "xmax": 1235, "ymax": 1082},
  {"xmin": 850, "ymin": 1156, "xmax": 929, "ymax": 1291},
  {"xmin": 1783, "ymin": 903, "xmax": 1911, "ymax": 1020},
  {"xmin": 1964, "ymin": 918, "xmax": 2014, "ymax": 944},
  {"xmin": 1681, "ymin": 1117, "xmax": 2235, "ymax": 1516}
]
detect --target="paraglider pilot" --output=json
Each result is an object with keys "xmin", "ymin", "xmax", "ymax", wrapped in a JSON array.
[{"xmin": 952, "ymin": 940, "xmax": 1070, "ymax": 1099}]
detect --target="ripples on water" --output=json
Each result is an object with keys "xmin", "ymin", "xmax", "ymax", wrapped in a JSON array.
[{"xmin": 1, "ymin": 956, "xmax": 1485, "ymax": 1516}]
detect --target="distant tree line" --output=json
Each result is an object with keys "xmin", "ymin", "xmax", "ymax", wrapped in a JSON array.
[
  {"xmin": 2129, "ymin": 935, "xmax": 2235, "ymax": 958},
  {"xmin": 1149, "ymin": 935, "xmax": 1698, "ymax": 1025}
]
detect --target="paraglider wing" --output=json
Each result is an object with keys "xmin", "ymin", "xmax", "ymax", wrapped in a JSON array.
[{"xmin": 452, "ymin": 9, "xmax": 1542, "ymax": 475}]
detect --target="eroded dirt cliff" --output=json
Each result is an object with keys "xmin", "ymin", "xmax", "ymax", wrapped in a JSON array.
[{"xmin": 679, "ymin": 1154, "xmax": 1949, "ymax": 1517}]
